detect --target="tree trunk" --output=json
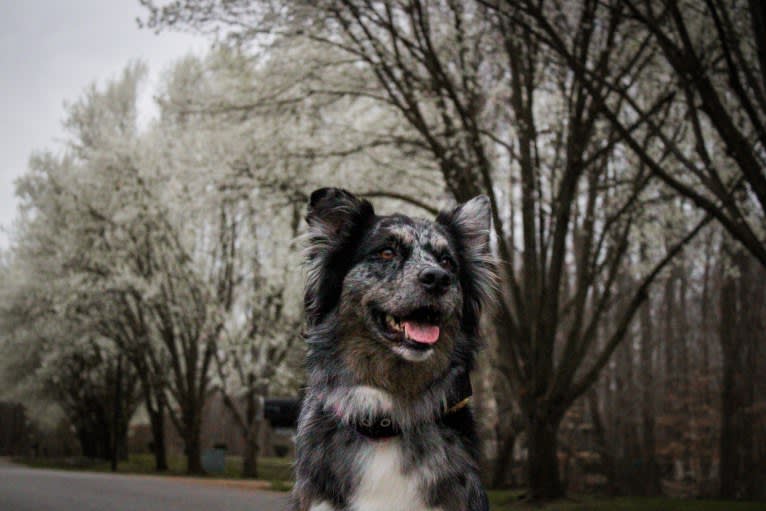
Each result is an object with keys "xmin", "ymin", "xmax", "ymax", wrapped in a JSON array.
[
  {"xmin": 719, "ymin": 267, "xmax": 739, "ymax": 498},
  {"xmin": 80, "ymin": 414, "xmax": 111, "ymax": 460},
  {"xmin": 186, "ymin": 436, "xmax": 203, "ymax": 476},
  {"xmin": 141, "ymin": 379, "xmax": 168, "ymax": 472},
  {"xmin": 587, "ymin": 390, "xmax": 617, "ymax": 495},
  {"xmin": 491, "ymin": 429, "xmax": 516, "ymax": 488},
  {"xmin": 242, "ymin": 420, "xmax": 261, "ymax": 478},
  {"xmin": 697, "ymin": 235, "xmax": 714, "ymax": 492},
  {"xmin": 111, "ymin": 355, "xmax": 123, "ymax": 472},
  {"xmin": 639, "ymin": 297, "xmax": 662, "ymax": 495},
  {"xmin": 661, "ymin": 268, "xmax": 681, "ymax": 480},
  {"xmin": 677, "ymin": 271, "xmax": 692, "ymax": 476},
  {"xmin": 117, "ymin": 424, "xmax": 129, "ymax": 462},
  {"xmin": 183, "ymin": 407, "xmax": 204, "ymax": 475},
  {"xmin": 719, "ymin": 250, "xmax": 762, "ymax": 499},
  {"xmin": 525, "ymin": 410, "xmax": 564, "ymax": 500},
  {"xmin": 474, "ymin": 347, "xmax": 500, "ymax": 486},
  {"xmin": 149, "ymin": 403, "xmax": 168, "ymax": 472},
  {"xmin": 77, "ymin": 425, "xmax": 98, "ymax": 459}
]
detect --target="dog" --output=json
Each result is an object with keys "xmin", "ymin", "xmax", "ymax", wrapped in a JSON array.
[{"xmin": 291, "ymin": 188, "xmax": 495, "ymax": 511}]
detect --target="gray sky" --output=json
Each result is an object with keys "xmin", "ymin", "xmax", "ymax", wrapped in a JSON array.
[{"xmin": 0, "ymin": 0, "xmax": 208, "ymax": 248}]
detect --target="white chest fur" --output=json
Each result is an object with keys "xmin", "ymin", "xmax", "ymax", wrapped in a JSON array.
[
  {"xmin": 349, "ymin": 439, "xmax": 440, "ymax": 511},
  {"xmin": 309, "ymin": 386, "xmax": 444, "ymax": 511}
]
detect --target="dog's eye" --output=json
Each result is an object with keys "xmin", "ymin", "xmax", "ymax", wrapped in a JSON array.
[
  {"xmin": 439, "ymin": 255, "xmax": 455, "ymax": 272},
  {"xmin": 379, "ymin": 248, "xmax": 396, "ymax": 261}
]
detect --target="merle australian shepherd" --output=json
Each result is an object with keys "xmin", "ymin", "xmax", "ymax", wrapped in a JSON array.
[{"xmin": 291, "ymin": 188, "xmax": 495, "ymax": 511}]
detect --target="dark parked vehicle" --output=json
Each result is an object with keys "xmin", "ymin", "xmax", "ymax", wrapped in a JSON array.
[{"xmin": 263, "ymin": 398, "xmax": 301, "ymax": 429}]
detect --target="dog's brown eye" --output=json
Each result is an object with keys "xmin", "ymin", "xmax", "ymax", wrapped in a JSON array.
[
  {"xmin": 380, "ymin": 248, "xmax": 396, "ymax": 261},
  {"xmin": 440, "ymin": 256, "xmax": 454, "ymax": 271}
]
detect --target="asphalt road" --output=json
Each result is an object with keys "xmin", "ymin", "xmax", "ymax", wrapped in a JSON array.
[{"xmin": 0, "ymin": 459, "xmax": 288, "ymax": 511}]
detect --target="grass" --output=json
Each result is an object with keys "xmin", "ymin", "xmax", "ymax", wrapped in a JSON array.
[
  {"xmin": 14, "ymin": 453, "xmax": 293, "ymax": 489},
  {"xmin": 487, "ymin": 491, "xmax": 766, "ymax": 511},
  {"xmin": 13, "ymin": 456, "xmax": 763, "ymax": 509}
]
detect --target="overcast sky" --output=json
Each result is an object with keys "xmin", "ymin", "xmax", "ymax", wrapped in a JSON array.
[{"xmin": 0, "ymin": 1, "xmax": 208, "ymax": 248}]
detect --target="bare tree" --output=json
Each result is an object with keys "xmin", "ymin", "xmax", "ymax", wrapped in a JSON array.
[
  {"xmin": 140, "ymin": 0, "xmax": 712, "ymax": 499},
  {"xmin": 212, "ymin": 198, "xmax": 303, "ymax": 478},
  {"xmin": 500, "ymin": 0, "xmax": 766, "ymax": 266}
]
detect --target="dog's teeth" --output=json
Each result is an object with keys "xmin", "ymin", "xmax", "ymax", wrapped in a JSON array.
[{"xmin": 386, "ymin": 314, "xmax": 402, "ymax": 331}]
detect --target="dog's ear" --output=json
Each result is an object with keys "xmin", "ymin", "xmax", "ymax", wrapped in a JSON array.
[
  {"xmin": 306, "ymin": 188, "xmax": 374, "ymax": 233},
  {"xmin": 304, "ymin": 188, "xmax": 375, "ymax": 326},
  {"xmin": 436, "ymin": 195, "xmax": 496, "ymax": 337},
  {"xmin": 442, "ymin": 195, "xmax": 492, "ymax": 255}
]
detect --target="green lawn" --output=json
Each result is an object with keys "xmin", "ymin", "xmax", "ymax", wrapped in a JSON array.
[{"xmin": 488, "ymin": 492, "xmax": 765, "ymax": 511}]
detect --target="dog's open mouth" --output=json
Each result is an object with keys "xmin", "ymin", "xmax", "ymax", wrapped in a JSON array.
[{"xmin": 372, "ymin": 306, "xmax": 442, "ymax": 350}]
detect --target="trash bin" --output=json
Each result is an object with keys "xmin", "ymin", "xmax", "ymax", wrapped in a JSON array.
[{"xmin": 201, "ymin": 443, "xmax": 227, "ymax": 475}]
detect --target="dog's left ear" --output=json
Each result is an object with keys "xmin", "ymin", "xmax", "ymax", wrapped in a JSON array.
[
  {"xmin": 437, "ymin": 195, "xmax": 496, "ymax": 337},
  {"xmin": 440, "ymin": 195, "xmax": 492, "ymax": 255},
  {"xmin": 304, "ymin": 188, "xmax": 375, "ymax": 326}
]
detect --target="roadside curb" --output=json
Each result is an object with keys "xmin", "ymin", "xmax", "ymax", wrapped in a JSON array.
[
  {"xmin": 142, "ymin": 475, "xmax": 274, "ymax": 492},
  {"xmin": 6, "ymin": 458, "xmax": 282, "ymax": 493}
]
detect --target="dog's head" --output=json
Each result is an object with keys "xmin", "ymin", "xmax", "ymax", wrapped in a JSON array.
[{"xmin": 304, "ymin": 188, "xmax": 495, "ymax": 393}]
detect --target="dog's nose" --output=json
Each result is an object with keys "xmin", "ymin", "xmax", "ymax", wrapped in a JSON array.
[{"xmin": 418, "ymin": 267, "xmax": 451, "ymax": 294}]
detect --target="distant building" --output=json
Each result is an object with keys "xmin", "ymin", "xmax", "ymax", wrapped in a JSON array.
[{"xmin": 128, "ymin": 393, "xmax": 296, "ymax": 459}]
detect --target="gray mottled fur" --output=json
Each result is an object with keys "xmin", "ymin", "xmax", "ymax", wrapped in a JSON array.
[{"xmin": 291, "ymin": 188, "xmax": 495, "ymax": 511}]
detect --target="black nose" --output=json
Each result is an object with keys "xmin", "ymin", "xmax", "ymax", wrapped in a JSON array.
[{"xmin": 418, "ymin": 267, "xmax": 451, "ymax": 294}]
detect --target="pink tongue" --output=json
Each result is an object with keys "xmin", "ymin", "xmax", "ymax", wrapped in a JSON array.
[{"xmin": 403, "ymin": 321, "xmax": 440, "ymax": 344}]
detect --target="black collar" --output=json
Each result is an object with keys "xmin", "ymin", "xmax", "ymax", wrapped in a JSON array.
[
  {"xmin": 351, "ymin": 414, "xmax": 402, "ymax": 439},
  {"xmin": 349, "ymin": 370, "xmax": 473, "ymax": 440}
]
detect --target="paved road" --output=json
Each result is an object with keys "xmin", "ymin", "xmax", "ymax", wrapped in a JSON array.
[{"xmin": 0, "ymin": 459, "xmax": 288, "ymax": 511}]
